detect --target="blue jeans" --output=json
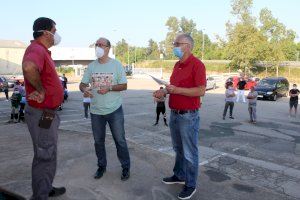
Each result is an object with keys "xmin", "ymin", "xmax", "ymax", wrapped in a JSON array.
[
  {"xmin": 169, "ymin": 110, "xmax": 200, "ymax": 188},
  {"xmin": 91, "ymin": 106, "xmax": 130, "ymax": 169}
]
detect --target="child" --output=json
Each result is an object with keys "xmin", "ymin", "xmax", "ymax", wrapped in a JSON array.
[
  {"xmin": 153, "ymin": 87, "xmax": 168, "ymax": 126},
  {"xmin": 9, "ymin": 88, "xmax": 22, "ymax": 123},
  {"xmin": 289, "ymin": 84, "xmax": 299, "ymax": 117},
  {"xmin": 83, "ymin": 93, "xmax": 91, "ymax": 119},
  {"xmin": 247, "ymin": 86, "xmax": 258, "ymax": 123},
  {"xmin": 18, "ymin": 95, "xmax": 26, "ymax": 122},
  {"xmin": 223, "ymin": 81, "xmax": 235, "ymax": 120}
]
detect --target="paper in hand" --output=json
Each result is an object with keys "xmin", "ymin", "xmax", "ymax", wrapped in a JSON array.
[{"xmin": 148, "ymin": 74, "xmax": 169, "ymax": 85}]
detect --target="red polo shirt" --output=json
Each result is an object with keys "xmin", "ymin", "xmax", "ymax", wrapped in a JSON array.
[
  {"xmin": 22, "ymin": 40, "xmax": 63, "ymax": 109},
  {"xmin": 169, "ymin": 54, "xmax": 206, "ymax": 110}
]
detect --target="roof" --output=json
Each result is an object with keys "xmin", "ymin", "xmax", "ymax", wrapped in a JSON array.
[{"xmin": 0, "ymin": 40, "xmax": 27, "ymax": 48}]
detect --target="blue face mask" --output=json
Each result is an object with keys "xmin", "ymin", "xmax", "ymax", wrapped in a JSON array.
[{"xmin": 173, "ymin": 47, "xmax": 183, "ymax": 59}]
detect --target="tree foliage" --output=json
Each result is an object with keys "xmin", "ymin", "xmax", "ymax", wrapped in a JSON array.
[{"xmin": 112, "ymin": 1, "xmax": 298, "ymax": 68}]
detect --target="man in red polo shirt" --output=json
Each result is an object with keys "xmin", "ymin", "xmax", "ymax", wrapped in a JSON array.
[
  {"xmin": 22, "ymin": 17, "xmax": 65, "ymax": 200},
  {"xmin": 153, "ymin": 33, "xmax": 206, "ymax": 199}
]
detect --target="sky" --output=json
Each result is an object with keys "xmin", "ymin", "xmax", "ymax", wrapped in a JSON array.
[{"xmin": 0, "ymin": 0, "xmax": 299, "ymax": 47}]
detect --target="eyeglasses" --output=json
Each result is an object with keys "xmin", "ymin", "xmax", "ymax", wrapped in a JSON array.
[
  {"xmin": 95, "ymin": 43, "xmax": 109, "ymax": 48},
  {"xmin": 172, "ymin": 42, "xmax": 189, "ymax": 47}
]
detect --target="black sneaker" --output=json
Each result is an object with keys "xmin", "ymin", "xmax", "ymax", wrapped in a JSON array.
[
  {"xmin": 162, "ymin": 175, "xmax": 185, "ymax": 185},
  {"xmin": 153, "ymin": 122, "xmax": 158, "ymax": 126},
  {"xmin": 94, "ymin": 166, "xmax": 106, "ymax": 179},
  {"xmin": 229, "ymin": 116, "xmax": 234, "ymax": 119},
  {"xmin": 178, "ymin": 186, "xmax": 196, "ymax": 200},
  {"xmin": 48, "ymin": 187, "xmax": 66, "ymax": 197},
  {"xmin": 121, "ymin": 168, "xmax": 130, "ymax": 181}
]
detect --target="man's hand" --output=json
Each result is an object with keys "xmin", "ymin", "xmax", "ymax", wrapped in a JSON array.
[
  {"xmin": 97, "ymin": 86, "xmax": 109, "ymax": 95},
  {"xmin": 28, "ymin": 90, "xmax": 45, "ymax": 103},
  {"xmin": 84, "ymin": 89, "xmax": 93, "ymax": 98},
  {"xmin": 166, "ymin": 85, "xmax": 178, "ymax": 94}
]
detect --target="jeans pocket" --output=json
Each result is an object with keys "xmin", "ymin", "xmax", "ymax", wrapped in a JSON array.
[{"xmin": 36, "ymin": 145, "xmax": 55, "ymax": 161}]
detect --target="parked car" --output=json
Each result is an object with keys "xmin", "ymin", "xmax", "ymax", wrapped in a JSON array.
[
  {"xmin": 0, "ymin": 76, "xmax": 6, "ymax": 92},
  {"xmin": 206, "ymin": 76, "xmax": 217, "ymax": 90},
  {"xmin": 225, "ymin": 76, "xmax": 259, "ymax": 90},
  {"xmin": 255, "ymin": 77, "xmax": 289, "ymax": 101}
]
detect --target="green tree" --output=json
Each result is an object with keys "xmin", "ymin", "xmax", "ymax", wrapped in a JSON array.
[
  {"xmin": 259, "ymin": 8, "xmax": 297, "ymax": 74},
  {"xmin": 146, "ymin": 39, "xmax": 160, "ymax": 60}
]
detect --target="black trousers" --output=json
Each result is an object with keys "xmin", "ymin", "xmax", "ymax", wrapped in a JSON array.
[
  {"xmin": 223, "ymin": 101, "xmax": 234, "ymax": 117},
  {"xmin": 156, "ymin": 106, "xmax": 166, "ymax": 123}
]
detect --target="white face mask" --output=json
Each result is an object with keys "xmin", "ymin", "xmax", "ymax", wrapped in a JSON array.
[
  {"xmin": 95, "ymin": 47, "xmax": 104, "ymax": 58},
  {"xmin": 37, "ymin": 30, "xmax": 61, "ymax": 46},
  {"xmin": 293, "ymin": 87, "xmax": 297, "ymax": 89}
]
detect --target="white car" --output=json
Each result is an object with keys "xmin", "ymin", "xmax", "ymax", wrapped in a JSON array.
[{"xmin": 206, "ymin": 76, "xmax": 217, "ymax": 90}]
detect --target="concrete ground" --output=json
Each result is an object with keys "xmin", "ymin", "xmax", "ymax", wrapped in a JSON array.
[{"xmin": 0, "ymin": 78, "xmax": 299, "ymax": 200}]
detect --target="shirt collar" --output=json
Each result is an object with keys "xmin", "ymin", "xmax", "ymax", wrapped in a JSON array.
[
  {"xmin": 31, "ymin": 40, "xmax": 51, "ymax": 55},
  {"xmin": 177, "ymin": 54, "xmax": 194, "ymax": 68}
]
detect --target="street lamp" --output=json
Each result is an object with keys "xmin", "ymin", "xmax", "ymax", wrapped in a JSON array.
[{"xmin": 202, "ymin": 29, "xmax": 205, "ymax": 61}]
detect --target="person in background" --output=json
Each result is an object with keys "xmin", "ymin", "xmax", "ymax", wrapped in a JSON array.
[
  {"xmin": 18, "ymin": 94, "xmax": 26, "ymax": 122},
  {"xmin": 247, "ymin": 86, "xmax": 258, "ymax": 123},
  {"xmin": 236, "ymin": 77, "xmax": 247, "ymax": 103},
  {"xmin": 3, "ymin": 80, "xmax": 9, "ymax": 101},
  {"xmin": 8, "ymin": 87, "xmax": 22, "ymax": 123},
  {"xmin": 83, "ymin": 92, "xmax": 91, "ymax": 119},
  {"xmin": 62, "ymin": 73, "xmax": 68, "ymax": 89},
  {"xmin": 14, "ymin": 80, "xmax": 25, "ymax": 97},
  {"xmin": 289, "ymin": 83, "xmax": 300, "ymax": 118},
  {"xmin": 223, "ymin": 81, "xmax": 235, "ymax": 120},
  {"xmin": 153, "ymin": 86, "xmax": 168, "ymax": 126}
]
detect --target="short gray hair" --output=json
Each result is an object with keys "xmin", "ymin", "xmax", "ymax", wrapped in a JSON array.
[
  {"xmin": 177, "ymin": 33, "xmax": 194, "ymax": 50},
  {"xmin": 96, "ymin": 37, "xmax": 111, "ymax": 48}
]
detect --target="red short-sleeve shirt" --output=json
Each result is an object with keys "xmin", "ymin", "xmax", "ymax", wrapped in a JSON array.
[
  {"xmin": 22, "ymin": 40, "xmax": 63, "ymax": 109},
  {"xmin": 169, "ymin": 54, "xmax": 206, "ymax": 110}
]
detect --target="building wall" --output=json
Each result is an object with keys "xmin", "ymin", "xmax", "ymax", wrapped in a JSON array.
[{"xmin": 0, "ymin": 48, "xmax": 25, "ymax": 74}]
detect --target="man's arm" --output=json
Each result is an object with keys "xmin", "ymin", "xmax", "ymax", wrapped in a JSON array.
[
  {"xmin": 22, "ymin": 61, "xmax": 45, "ymax": 103},
  {"xmin": 110, "ymin": 83, "xmax": 127, "ymax": 91},
  {"xmin": 22, "ymin": 61, "xmax": 44, "ymax": 92},
  {"xmin": 97, "ymin": 83, "xmax": 127, "ymax": 95},
  {"xmin": 166, "ymin": 85, "xmax": 206, "ymax": 97}
]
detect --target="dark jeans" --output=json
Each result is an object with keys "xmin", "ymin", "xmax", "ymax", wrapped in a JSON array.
[
  {"xmin": 25, "ymin": 105, "xmax": 60, "ymax": 200},
  {"xmin": 223, "ymin": 101, "xmax": 234, "ymax": 117},
  {"xmin": 83, "ymin": 102, "xmax": 90, "ymax": 118},
  {"xmin": 169, "ymin": 110, "xmax": 200, "ymax": 188},
  {"xmin": 91, "ymin": 106, "xmax": 130, "ymax": 169},
  {"xmin": 156, "ymin": 106, "xmax": 166, "ymax": 123}
]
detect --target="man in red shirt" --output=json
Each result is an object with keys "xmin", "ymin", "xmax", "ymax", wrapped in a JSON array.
[
  {"xmin": 153, "ymin": 33, "xmax": 206, "ymax": 199},
  {"xmin": 22, "ymin": 17, "xmax": 65, "ymax": 200}
]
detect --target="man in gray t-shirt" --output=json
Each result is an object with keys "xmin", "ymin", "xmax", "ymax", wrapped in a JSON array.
[{"xmin": 247, "ymin": 86, "xmax": 258, "ymax": 123}]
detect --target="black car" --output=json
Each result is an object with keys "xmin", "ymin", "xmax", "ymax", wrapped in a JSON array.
[{"xmin": 255, "ymin": 77, "xmax": 289, "ymax": 101}]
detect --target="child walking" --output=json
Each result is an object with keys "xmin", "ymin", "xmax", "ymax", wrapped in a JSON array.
[
  {"xmin": 223, "ymin": 81, "xmax": 235, "ymax": 120},
  {"xmin": 83, "ymin": 93, "xmax": 91, "ymax": 119},
  {"xmin": 247, "ymin": 86, "xmax": 258, "ymax": 123}
]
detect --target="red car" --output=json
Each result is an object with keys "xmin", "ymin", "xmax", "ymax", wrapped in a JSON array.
[{"xmin": 226, "ymin": 76, "xmax": 260, "ymax": 90}]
